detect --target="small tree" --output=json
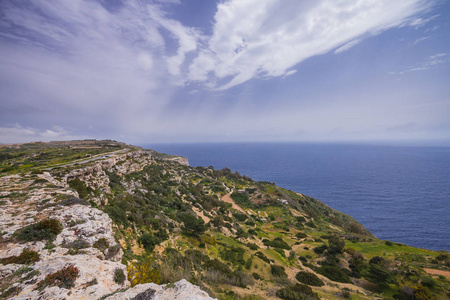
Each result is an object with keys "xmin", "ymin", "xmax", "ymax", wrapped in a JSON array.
[{"xmin": 180, "ymin": 214, "xmax": 207, "ymax": 237}]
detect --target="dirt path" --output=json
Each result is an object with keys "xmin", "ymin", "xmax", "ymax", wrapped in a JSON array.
[
  {"xmin": 192, "ymin": 206, "xmax": 210, "ymax": 223},
  {"xmin": 424, "ymin": 268, "xmax": 450, "ymax": 278},
  {"xmin": 221, "ymin": 192, "xmax": 246, "ymax": 213}
]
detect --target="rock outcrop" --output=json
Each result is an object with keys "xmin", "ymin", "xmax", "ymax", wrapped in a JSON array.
[{"xmin": 104, "ymin": 279, "xmax": 216, "ymax": 300}]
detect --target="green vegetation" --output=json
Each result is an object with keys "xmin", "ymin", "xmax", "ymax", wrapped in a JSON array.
[
  {"xmin": 276, "ymin": 284, "xmax": 319, "ymax": 300},
  {"xmin": 36, "ymin": 265, "xmax": 79, "ymax": 290},
  {"xmin": 295, "ymin": 271, "xmax": 324, "ymax": 287},
  {"xmin": 0, "ymin": 249, "xmax": 40, "ymax": 265},
  {"xmin": 14, "ymin": 219, "xmax": 63, "ymax": 242},
  {"xmin": 113, "ymin": 268, "xmax": 126, "ymax": 284}
]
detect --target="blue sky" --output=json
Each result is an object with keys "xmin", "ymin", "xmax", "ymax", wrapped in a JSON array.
[{"xmin": 1, "ymin": 0, "xmax": 449, "ymax": 145}]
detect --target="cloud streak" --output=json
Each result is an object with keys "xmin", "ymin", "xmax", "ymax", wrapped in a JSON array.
[{"xmin": 187, "ymin": 0, "xmax": 432, "ymax": 90}]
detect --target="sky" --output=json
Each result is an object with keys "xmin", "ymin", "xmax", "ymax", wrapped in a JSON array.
[{"xmin": 1, "ymin": 0, "xmax": 449, "ymax": 145}]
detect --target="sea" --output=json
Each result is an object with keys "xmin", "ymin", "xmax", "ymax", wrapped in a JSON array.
[{"xmin": 140, "ymin": 143, "xmax": 450, "ymax": 251}]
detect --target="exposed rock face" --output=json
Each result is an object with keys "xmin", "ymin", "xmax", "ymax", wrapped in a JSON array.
[
  {"xmin": 0, "ymin": 171, "xmax": 128, "ymax": 299},
  {"xmin": 104, "ymin": 279, "xmax": 216, "ymax": 300}
]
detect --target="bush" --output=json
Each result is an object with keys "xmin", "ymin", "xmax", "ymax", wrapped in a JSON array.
[
  {"xmin": 68, "ymin": 178, "xmax": 92, "ymax": 199},
  {"xmin": 246, "ymin": 243, "xmax": 259, "ymax": 250},
  {"xmin": 58, "ymin": 197, "xmax": 88, "ymax": 206},
  {"xmin": 105, "ymin": 244, "xmax": 121, "ymax": 260},
  {"xmin": 204, "ymin": 259, "xmax": 253, "ymax": 287},
  {"xmin": 313, "ymin": 244, "xmax": 328, "ymax": 254},
  {"xmin": 139, "ymin": 233, "xmax": 158, "ymax": 252},
  {"xmin": 36, "ymin": 265, "xmax": 79, "ymax": 290},
  {"xmin": 63, "ymin": 238, "xmax": 90, "ymax": 254},
  {"xmin": 255, "ymin": 251, "xmax": 271, "ymax": 264},
  {"xmin": 94, "ymin": 238, "xmax": 110, "ymax": 252},
  {"xmin": 230, "ymin": 192, "xmax": 252, "ymax": 207},
  {"xmin": 316, "ymin": 265, "xmax": 351, "ymax": 283},
  {"xmin": 1, "ymin": 248, "xmax": 40, "ymax": 265},
  {"xmin": 327, "ymin": 235, "xmax": 345, "ymax": 254},
  {"xmin": 295, "ymin": 271, "xmax": 324, "ymax": 286},
  {"xmin": 295, "ymin": 232, "xmax": 307, "ymax": 239},
  {"xmin": 113, "ymin": 268, "xmax": 126, "ymax": 284},
  {"xmin": 14, "ymin": 219, "xmax": 63, "ymax": 242},
  {"xmin": 179, "ymin": 213, "xmax": 207, "ymax": 237},
  {"xmin": 233, "ymin": 212, "xmax": 248, "ymax": 222},
  {"xmin": 276, "ymin": 283, "xmax": 319, "ymax": 300},
  {"xmin": 220, "ymin": 246, "xmax": 246, "ymax": 266},
  {"xmin": 263, "ymin": 237, "xmax": 291, "ymax": 250},
  {"xmin": 271, "ymin": 265, "xmax": 287, "ymax": 278}
]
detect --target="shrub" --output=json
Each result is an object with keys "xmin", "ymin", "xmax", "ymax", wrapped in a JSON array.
[
  {"xmin": 271, "ymin": 265, "xmax": 287, "ymax": 278},
  {"xmin": 276, "ymin": 284, "xmax": 319, "ymax": 300},
  {"xmin": 316, "ymin": 265, "xmax": 351, "ymax": 283},
  {"xmin": 204, "ymin": 259, "xmax": 253, "ymax": 287},
  {"xmin": 139, "ymin": 233, "xmax": 158, "ymax": 252},
  {"xmin": 114, "ymin": 268, "xmax": 126, "ymax": 284},
  {"xmin": 58, "ymin": 197, "xmax": 88, "ymax": 206},
  {"xmin": 255, "ymin": 251, "xmax": 271, "ymax": 264},
  {"xmin": 245, "ymin": 258, "xmax": 253, "ymax": 269},
  {"xmin": 220, "ymin": 246, "xmax": 246, "ymax": 266},
  {"xmin": 295, "ymin": 232, "xmax": 307, "ymax": 239},
  {"xmin": 105, "ymin": 244, "xmax": 121, "ymax": 260},
  {"xmin": 295, "ymin": 271, "xmax": 324, "ymax": 286},
  {"xmin": 1, "ymin": 248, "xmax": 40, "ymax": 265},
  {"xmin": 36, "ymin": 265, "xmax": 79, "ymax": 290},
  {"xmin": 63, "ymin": 238, "xmax": 90, "ymax": 254},
  {"xmin": 305, "ymin": 221, "xmax": 316, "ymax": 228},
  {"xmin": 179, "ymin": 213, "xmax": 207, "ymax": 237},
  {"xmin": 94, "ymin": 238, "xmax": 110, "ymax": 252},
  {"xmin": 233, "ymin": 212, "xmax": 248, "ymax": 222},
  {"xmin": 248, "ymin": 228, "xmax": 257, "ymax": 236},
  {"xmin": 327, "ymin": 235, "xmax": 345, "ymax": 254},
  {"xmin": 14, "ymin": 218, "xmax": 63, "ymax": 242},
  {"xmin": 1, "ymin": 286, "xmax": 22, "ymax": 298},
  {"xmin": 246, "ymin": 243, "xmax": 259, "ymax": 250},
  {"xmin": 68, "ymin": 178, "xmax": 91, "ymax": 199},
  {"xmin": 230, "ymin": 192, "xmax": 252, "ymax": 207},
  {"xmin": 263, "ymin": 237, "xmax": 291, "ymax": 250},
  {"xmin": 313, "ymin": 244, "xmax": 328, "ymax": 254}
]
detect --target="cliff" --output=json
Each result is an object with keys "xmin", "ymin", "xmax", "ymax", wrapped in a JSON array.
[{"xmin": 0, "ymin": 140, "xmax": 448, "ymax": 299}]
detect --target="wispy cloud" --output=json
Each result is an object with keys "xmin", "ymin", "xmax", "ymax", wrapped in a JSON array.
[
  {"xmin": 0, "ymin": 125, "xmax": 79, "ymax": 143},
  {"xmin": 392, "ymin": 53, "xmax": 450, "ymax": 74},
  {"xmin": 187, "ymin": 0, "xmax": 432, "ymax": 90},
  {"xmin": 334, "ymin": 39, "xmax": 361, "ymax": 54}
]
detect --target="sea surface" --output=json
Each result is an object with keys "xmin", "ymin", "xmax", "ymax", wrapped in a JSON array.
[{"xmin": 140, "ymin": 143, "xmax": 450, "ymax": 251}]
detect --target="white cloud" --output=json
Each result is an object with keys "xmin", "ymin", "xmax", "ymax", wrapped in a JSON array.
[
  {"xmin": 0, "ymin": 125, "xmax": 76, "ymax": 143},
  {"xmin": 392, "ymin": 52, "xmax": 450, "ymax": 74},
  {"xmin": 334, "ymin": 39, "xmax": 361, "ymax": 54},
  {"xmin": 409, "ymin": 14, "xmax": 438, "ymax": 28},
  {"xmin": 187, "ymin": 0, "xmax": 432, "ymax": 90}
]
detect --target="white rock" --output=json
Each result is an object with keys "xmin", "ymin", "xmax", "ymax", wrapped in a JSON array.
[{"xmin": 104, "ymin": 279, "xmax": 216, "ymax": 300}]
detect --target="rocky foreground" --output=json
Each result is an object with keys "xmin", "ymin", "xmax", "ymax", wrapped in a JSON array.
[{"xmin": 0, "ymin": 149, "xmax": 201, "ymax": 299}]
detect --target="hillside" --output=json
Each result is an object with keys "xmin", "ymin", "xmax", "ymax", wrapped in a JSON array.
[{"xmin": 0, "ymin": 140, "xmax": 449, "ymax": 299}]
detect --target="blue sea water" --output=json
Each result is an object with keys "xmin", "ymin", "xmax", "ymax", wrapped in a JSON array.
[{"xmin": 140, "ymin": 143, "xmax": 450, "ymax": 251}]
